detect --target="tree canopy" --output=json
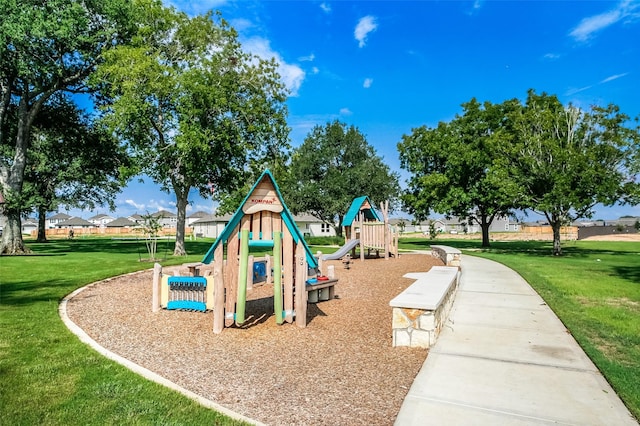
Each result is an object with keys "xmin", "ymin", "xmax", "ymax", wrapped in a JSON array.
[
  {"xmin": 502, "ymin": 90, "xmax": 640, "ymax": 255},
  {"xmin": 23, "ymin": 95, "xmax": 131, "ymax": 241},
  {"xmin": 398, "ymin": 98, "xmax": 521, "ymax": 247},
  {"xmin": 399, "ymin": 90, "xmax": 639, "ymax": 254},
  {"xmin": 0, "ymin": 0, "xmax": 135, "ymax": 254},
  {"xmin": 94, "ymin": 2, "xmax": 290, "ymax": 255},
  {"xmin": 283, "ymin": 120, "xmax": 400, "ymax": 234}
]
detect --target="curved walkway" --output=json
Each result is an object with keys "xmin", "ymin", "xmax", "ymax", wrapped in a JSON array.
[{"xmin": 396, "ymin": 255, "xmax": 637, "ymax": 425}]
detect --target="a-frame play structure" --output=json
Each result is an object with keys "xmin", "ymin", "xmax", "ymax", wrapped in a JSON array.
[
  {"xmin": 341, "ymin": 196, "xmax": 398, "ymax": 260},
  {"xmin": 201, "ymin": 170, "xmax": 328, "ymax": 334}
]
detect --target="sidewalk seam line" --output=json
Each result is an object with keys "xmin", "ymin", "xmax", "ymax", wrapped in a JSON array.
[
  {"xmin": 429, "ymin": 350, "xmax": 599, "ymax": 373},
  {"xmin": 405, "ymin": 394, "xmax": 580, "ymax": 425}
]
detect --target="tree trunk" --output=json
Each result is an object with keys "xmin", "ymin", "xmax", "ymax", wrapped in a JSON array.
[
  {"xmin": 551, "ymin": 222, "xmax": 562, "ymax": 256},
  {"xmin": 0, "ymin": 208, "xmax": 29, "ymax": 254},
  {"xmin": 480, "ymin": 215, "xmax": 491, "ymax": 247},
  {"xmin": 334, "ymin": 215, "xmax": 344, "ymax": 237},
  {"xmin": 173, "ymin": 189, "xmax": 188, "ymax": 256},
  {"xmin": 0, "ymin": 94, "xmax": 41, "ymax": 255},
  {"xmin": 37, "ymin": 205, "xmax": 47, "ymax": 242}
]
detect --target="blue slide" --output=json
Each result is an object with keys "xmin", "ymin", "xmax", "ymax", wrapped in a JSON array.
[{"xmin": 322, "ymin": 239, "xmax": 360, "ymax": 261}]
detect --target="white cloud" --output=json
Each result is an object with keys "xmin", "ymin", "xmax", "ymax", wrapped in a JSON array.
[
  {"xmin": 193, "ymin": 203, "xmax": 216, "ymax": 213},
  {"xmin": 569, "ymin": 0, "xmax": 639, "ymax": 42},
  {"xmin": 311, "ymin": 66, "xmax": 319, "ymax": 75},
  {"xmin": 564, "ymin": 71, "xmax": 629, "ymax": 97},
  {"xmin": 165, "ymin": 0, "xmax": 227, "ymax": 16},
  {"xmin": 565, "ymin": 85, "xmax": 593, "ymax": 96},
  {"xmin": 242, "ymin": 36, "xmax": 306, "ymax": 96},
  {"xmin": 229, "ymin": 18, "xmax": 253, "ymax": 32},
  {"xmin": 339, "ymin": 107, "xmax": 353, "ymax": 116},
  {"xmin": 543, "ymin": 53, "xmax": 561, "ymax": 60},
  {"xmin": 125, "ymin": 199, "xmax": 145, "ymax": 210},
  {"xmin": 355, "ymin": 15, "xmax": 378, "ymax": 48},
  {"xmin": 363, "ymin": 78, "xmax": 373, "ymax": 88},
  {"xmin": 465, "ymin": 0, "xmax": 484, "ymax": 15},
  {"xmin": 320, "ymin": 2, "xmax": 331, "ymax": 13},
  {"xmin": 600, "ymin": 72, "xmax": 629, "ymax": 83},
  {"xmin": 298, "ymin": 53, "xmax": 315, "ymax": 62}
]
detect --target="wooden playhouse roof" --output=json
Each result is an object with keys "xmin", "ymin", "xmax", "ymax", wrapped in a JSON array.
[
  {"xmin": 341, "ymin": 196, "xmax": 381, "ymax": 227},
  {"xmin": 201, "ymin": 170, "xmax": 317, "ymax": 267}
]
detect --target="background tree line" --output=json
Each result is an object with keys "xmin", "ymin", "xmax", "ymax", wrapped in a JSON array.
[
  {"xmin": 0, "ymin": 0, "xmax": 398, "ymax": 255},
  {"xmin": 1, "ymin": 1, "xmax": 638, "ymax": 256},
  {"xmin": 398, "ymin": 89, "xmax": 640, "ymax": 255}
]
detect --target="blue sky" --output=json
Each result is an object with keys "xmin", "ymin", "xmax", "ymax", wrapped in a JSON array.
[{"xmin": 70, "ymin": 0, "xmax": 640, "ymax": 220}]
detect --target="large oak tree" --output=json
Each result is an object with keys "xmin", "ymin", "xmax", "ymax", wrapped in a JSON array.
[
  {"xmin": 0, "ymin": 0, "xmax": 135, "ymax": 254},
  {"xmin": 95, "ymin": 2, "xmax": 290, "ymax": 256},
  {"xmin": 503, "ymin": 90, "xmax": 640, "ymax": 255},
  {"xmin": 398, "ymin": 98, "xmax": 521, "ymax": 247},
  {"xmin": 284, "ymin": 120, "xmax": 400, "ymax": 235}
]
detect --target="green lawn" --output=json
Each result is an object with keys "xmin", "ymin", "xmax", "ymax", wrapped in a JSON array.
[
  {"xmin": 0, "ymin": 238, "xmax": 249, "ymax": 426},
  {"xmin": 1, "ymin": 237, "xmax": 638, "ymax": 423},
  {"xmin": 401, "ymin": 237, "xmax": 640, "ymax": 420}
]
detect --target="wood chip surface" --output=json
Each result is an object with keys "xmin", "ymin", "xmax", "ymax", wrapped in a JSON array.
[{"xmin": 66, "ymin": 254, "xmax": 442, "ymax": 425}]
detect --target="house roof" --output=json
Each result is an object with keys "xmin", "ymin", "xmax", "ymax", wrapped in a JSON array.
[
  {"xmin": 151, "ymin": 210, "xmax": 176, "ymax": 218},
  {"xmin": 56, "ymin": 217, "xmax": 93, "ymax": 227},
  {"xmin": 49, "ymin": 212, "xmax": 72, "ymax": 220},
  {"xmin": 202, "ymin": 170, "xmax": 317, "ymax": 268},
  {"xmin": 341, "ymin": 196, "xmax": 381, "ymax": 227},
  {"xmin": 389, "ymin": 218, "xmax": 411, "ymax": 225},
  {"xmin": 88, "ymin": 213, "xmax": 113, "ymax": 220},
  {"xmin": 22, "ymin": 218, "xmax": 38, "ymax": 227},
  {"xmin": 106, "ymin": 217, "xmax": 138, "ymax": 227},
  {"xmin": 291, "ymin": 212, "xmax": 325, "ymax": 223},
  {"xmin": 191, "ymin": 213, "xmax": 234, "ymax": 225},
  {"xmin": 188, "ymin": 210, "xmax": 209, "ymax": 219}
]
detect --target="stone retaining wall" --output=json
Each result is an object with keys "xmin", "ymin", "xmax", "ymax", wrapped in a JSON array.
[
  {"xmin": 431, "ymin": 245, "xmax": 461, "ymax": 267},
  {"xmin": 391, "ymin": 275, "xmax": 458, "ymax": 348}
]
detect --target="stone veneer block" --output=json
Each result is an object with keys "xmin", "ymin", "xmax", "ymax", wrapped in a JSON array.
[
  {"xmin": 411, "ymin": 328, "xmax": 433, "ymax": 348},
  {"xmin": 391, "ymin": 265, "xmax": 459, "ymax": 348},
  {"xmin": 392, "ymin": 308, "xmax": 411, "ymax": 328},
  {"xmin": 418, "ymin": 312, "xmax": 436, "ymax": 330},
  {"xmin": 393, "ymin": 329, "xmax": 411, "ymax": 347}
]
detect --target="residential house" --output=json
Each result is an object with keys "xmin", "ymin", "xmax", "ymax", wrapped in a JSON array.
[
  {"xmin": 610, "ymin": 216, "xmax": 640, "ymax": 228},
  {"xmin": 187, "ymin": 211, "xmax": 209, "ymax": 226},
  {"xmin": 105, "ymin": 217, "xmax": 138, "ymax": 229},
  {"xmin": 190, "ymin": 213, "xmax": 233, "ymax": 238},
  {"xmin": 294, "ymin": 213, "xmax": 337, "ymax": 237},
  {"xmin": 410, "ymin": 219, "xmax": 447, "ymax": 234},
  {"xmin": 22, "ymin": 218, "xmax": 38, "ymax": 235},
  {"xmin": 88, "ymin": 213, "xmax": 115, "ymax": 227},
  {"xmin": 151, "ymin": 210, "xmax": 178, "ymax": 228},
  {"xmin": 55, "ymin": 217, "xmax": 94, "ymax": 229},
  {"xmin": 414, "ymin": 215, "xmax": 520, "ymax": 235},
  {"xmin": 490, "ymin": 215, "xmax": 520, "ymax": 232},
  {"xmin": 190, "ymin": 212, "xmax": 335, "ymax": 239},
  {"xmin": 128, "ymin": 214, "xmax": 144, "ymax": 225},
  {"xmin": 389, "ymin": 218, "xmax": 413, "ymax": 233},
  {"xmin": 47, "ymin": 212, "xmax": 72, "ymax": 229}
]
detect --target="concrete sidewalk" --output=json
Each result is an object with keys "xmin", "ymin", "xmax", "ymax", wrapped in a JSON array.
[{"xmin": 395, "ymin": 255, "xmax": 637, "ymax": 425}]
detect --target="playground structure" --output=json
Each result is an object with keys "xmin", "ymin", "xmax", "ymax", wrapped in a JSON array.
[
  {"xmin": 323, "ymin": 196, "xmax": 398, "ymax": 262},
  {"xmin": 152, "ymin": 170, "xmax": 337, "ymax": 334}
]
